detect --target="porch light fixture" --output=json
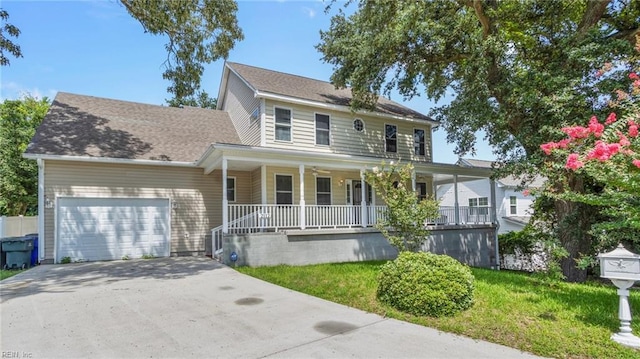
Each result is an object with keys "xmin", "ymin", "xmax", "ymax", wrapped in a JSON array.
[
  {"xmin": 44, "ymin": 197, "xmax": 54, "ymax": 209},
  {"xmin": 172, "ymin": 201, "xmax": 179, "ymax": 209},
  {"xmin": 338, "ymin": 179, "xmax": 344, "ymax": 187}
]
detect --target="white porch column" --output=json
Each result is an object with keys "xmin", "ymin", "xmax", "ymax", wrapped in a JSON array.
[
  {"xmin": 411, "ymin": 170, "xmax": 416, "ymax": 192},
  {"xmin": 299, "ymin": 164, "xmax": 306, "ymax": 230},
  {"xmin": 222, "ymin": 157, "xmax": 228, "ymax": 233},
  {"xmin": 490, "ymin": 178, "xmax": 500, "ymax": 270},
  {"xmin": 360, "ymin": 169, "xmax": 367, "ymax": 227},
  {"xmin": 454, "ymin": 174, "xmax": 460, "ymax": 224}
]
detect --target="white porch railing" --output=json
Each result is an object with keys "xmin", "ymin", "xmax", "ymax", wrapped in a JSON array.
[{"xmin": 212, "ymin": 204, "xmax": 493, "ymax": 255}]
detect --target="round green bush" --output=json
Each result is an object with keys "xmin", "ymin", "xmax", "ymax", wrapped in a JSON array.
[{"xmin": 377, "ymin": 251, "xmax": 475, "ymax": 317}]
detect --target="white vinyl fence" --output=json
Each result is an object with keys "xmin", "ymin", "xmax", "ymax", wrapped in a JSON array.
[{"xmin": 0, "ymin": 216, "xmax": 38, "ymax": 237}]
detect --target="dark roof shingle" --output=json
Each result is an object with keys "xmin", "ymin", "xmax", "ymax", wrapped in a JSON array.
[
  {"xmin": 226, "ymin": 62, "xmax": 433, "ymax": 121},
  {"xmin": 26, "ymin": 92, "xmax": 241, "ymax": 162}
]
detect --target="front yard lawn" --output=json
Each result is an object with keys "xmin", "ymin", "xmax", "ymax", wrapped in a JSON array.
[
  {"xmin": 0, "ymin": 268, "xmax": 26, "ymax": 280},
  {"xmin": 238, "ymin": 261, "xmax": 640, "ymax": 359}
]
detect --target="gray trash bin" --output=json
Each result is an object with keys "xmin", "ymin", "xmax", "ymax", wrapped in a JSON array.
[{"xmin": 2, "ymin": 236, "xmax": 35, "ymax": 270}]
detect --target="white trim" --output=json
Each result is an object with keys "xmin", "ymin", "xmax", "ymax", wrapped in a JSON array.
[
  {"xmin": 261, "ymin": 165, "xmax": 267, "ymax": 204},
  {"xmin": 274, "ymin": 173, "xmax": 294, "ymax": 205},
  {"xmin": 260, "ymin": 98, "xmax": 267, "ymax": 146},
  {"xmin": 315, "ymin": 176, "xmax": 333, "ymax": 205},
  {"xmin": 273, "ymin": 105, "xmax": 293, "ymax": 143},
  {"xmin": 314, "ymin": 112, "xmax": 331, "ymax": 147},
  {"xmin": 384, "ymin": 123, "xmax": 398, "ymax": 153},
  {"xmin": 23, "ymin": 153, "xmax": 195, "ymax": 167},
  {"xmin": 222, "ymin": 158, "xmax": 228, "ymax": 233},
  {"xmin": 255, "ymin": 90, "xmax": 438, "ymax": 126},
  {"xmin": 54, "ymin": 196, "xmax": 172, "ymax": 263},
  {"xmin": 37, "ymin": 159, "xmax": 45, "ymax": 261}
]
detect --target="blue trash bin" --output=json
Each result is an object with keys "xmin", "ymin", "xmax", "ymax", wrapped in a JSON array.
[{"xmin": 25, "ymin": 233, "xmax": 39, "ymax": 266}]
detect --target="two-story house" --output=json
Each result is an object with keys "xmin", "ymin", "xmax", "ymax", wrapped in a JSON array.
[
  {"xmin": 24, "ymin": 62, "xmax": 498, "ymax": 267},
  {"xmin": 437, "ymin": 159, "xmax": 545, "ymax": 234}
]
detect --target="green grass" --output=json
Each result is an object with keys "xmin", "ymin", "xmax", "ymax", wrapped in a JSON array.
[
  {"xmin": 238, "ymin": 261, "xmax": 640, "ymax": 359},
  {"xmin": 0, "ymin": 268, "xmax": 26, "ymax": 280}
]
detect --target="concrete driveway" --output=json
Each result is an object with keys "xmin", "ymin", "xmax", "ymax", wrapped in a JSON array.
[{"xmin": 1, "ymin": 257, "xmax": 544, "ymax": 358}]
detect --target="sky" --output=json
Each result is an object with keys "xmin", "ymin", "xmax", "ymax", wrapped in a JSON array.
[{"xmin": 1, "ymin": 0, "xmax": 496, "ymax": 164}]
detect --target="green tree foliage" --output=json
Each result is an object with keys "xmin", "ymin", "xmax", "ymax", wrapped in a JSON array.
[
  {"xmin": 364, "ymin": 162, "xmax": 440, "ymax": 252},
  {"xmin": 0, "ymin": 96, "xmax": 50, "ymax": 215},
  {"xmin": 166, "ymin": 90, "xmax": 217, "ymax": 109},
  {"xmin": 120, "ymin": 0, "xmax": 243, "ymax": 105},
  {"xmin": 0, "ymin": 9, "xmax": 23, "ymax": 66},
  {"xmin": 318, "ymin": 0, "xmax": 640, "ymax": 282}
]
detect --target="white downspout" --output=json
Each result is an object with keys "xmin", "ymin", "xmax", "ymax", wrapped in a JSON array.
[
  {"xmin": 490, "ymin": 178, "xmax": 500, "ymax": 270},
  {"xmin": 454, "ymin": 175, "xmax": 460, "ymax": 224},
  {"xmin": 37, "ymin": 159, "xmax": 45, "ymax": 261},
  {"xmin": 360, "ymin": 169, "xmax": 367, "ymax": 227}
]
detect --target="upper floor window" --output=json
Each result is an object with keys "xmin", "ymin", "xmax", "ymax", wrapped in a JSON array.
[
  {"xmin": 353, "ymin": 118, "xmax": 364, "ymax": 132},
  {"xmin": 510, "ymin": 196, "xmax": 517, "ymax": 215},
  {"xmin": 275, "ymin": 174, "xmax": 293, "ymax": 204},
  {"xmin": 227, "ymin": 177, "xmax": 236, "ymax": 202},
  {"xmin": 275, "ymin": 107, "xmax": 291, "ymax": 142},
  {"xmin": 315, "ymin": 114, "xmax": 330, "ymax": 146},
  {"xmin": 414, "ymin": 129, "xmax": 425, "ymax": 156},
  {"xmin": 316, "ymin": 177, "xmax": 332, "ymax": 205},
  {"xmin": 385, "ymin": 124, "xmax": 397, "ymax": 153},
  {"xmin": 469, "ymin": 197, "xmax": 489, "ymax": 215}
]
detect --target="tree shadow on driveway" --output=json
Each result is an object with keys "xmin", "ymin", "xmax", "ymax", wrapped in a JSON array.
[{"xmin": 0, "ymin": 257, "xmax": 225, "ymax": 303}]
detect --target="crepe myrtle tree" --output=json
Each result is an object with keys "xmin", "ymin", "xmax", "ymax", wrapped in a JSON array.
[
  {"xmin": 364, "ymin": 161, "xmax": 440, "ymax": 252},
  {"xmin": 541, "ymin": 65, "xmax": 640, "ymax": 267}
]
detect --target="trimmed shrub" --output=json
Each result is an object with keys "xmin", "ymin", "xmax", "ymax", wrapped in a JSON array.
[{"xmin": 377, "ymin": 251, "xmax": 475, "ymax": 317}]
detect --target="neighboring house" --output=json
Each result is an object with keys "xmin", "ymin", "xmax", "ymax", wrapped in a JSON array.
[
  {"xmin": 24, "ymin": 62, "xmax": 498, "ymax": 267},
  {"xmin": 437, "ymin": 158, "xmax": 545, "ymax": 234}
]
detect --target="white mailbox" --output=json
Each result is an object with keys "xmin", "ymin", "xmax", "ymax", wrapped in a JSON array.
[
  {"xmin": 598, "ymin": 243, "xmax": 640, "ymax": 348},
  {"xmin": 598, "ymin": 244, "xmax": 640, "ymax": 281}
]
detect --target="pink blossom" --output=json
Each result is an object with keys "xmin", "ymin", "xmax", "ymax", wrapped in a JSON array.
[
  {"xmin": 630, "ymin": 72, "xmax": 639, "ymax": 80},
  {"xmin": 586, "ymin": 141, "xmax": 612, "ymax": 162},
  {"xmin": 557, "ymin": 138, "xmax": 572, "ymax": 149},
  {"xmin": 561, "ymin": 126, "xmax": 590, "ymax": 139},
  {"xmin": 566, "ymin": 153, "xmax": 584, "ymax": 170},
  {"xmin": 605, "ymin": 112, "xmax": 617, "ymax": 125},
  {"xmin": 617, "ymin": 90, "xmax": 629, "ymax": 101},
  {"xmin": 540, "ymin": 142, "xmax": 558, "ymax": 155},
  {"xmin": 629, "ymin": 125, "xmax": 638, "ymax": 138},
  {"xmin": 522, "ymin": 189, "xmax": 530, "ymax": 196},
  {"xmin": 607, "ymin": 143, "xmax": 621, "ymax": 156},
  {"xmin": 633, "ymin": 160, "xmax": 640, "ymax": 169},
  {"xmin": 588, "ymin": 116, "xmax": 604, "ymax": 137},
  {"xmin": 634, "ymin": 80, "xmax": 640, "ymax": 88},
  {"xmin": 618, "ymin": 132, "xmax": 631, "ymax": 146}
]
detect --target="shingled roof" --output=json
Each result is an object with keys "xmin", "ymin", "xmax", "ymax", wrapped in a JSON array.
[
  {"xmin": 457, "ymin": 158, "xmax": 546, "ymax": 188},
  {"xmin": 225, "ymin": 62, "xmax": 433, "ymax": 122},
  {"xmin": 25, "ymin": 92, "xmax": 241, "ymax": 162}
]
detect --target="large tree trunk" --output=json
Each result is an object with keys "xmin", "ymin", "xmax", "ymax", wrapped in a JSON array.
[{"xmin": 553, "ymin": 175, "xmax": 598, "ymax": 282}]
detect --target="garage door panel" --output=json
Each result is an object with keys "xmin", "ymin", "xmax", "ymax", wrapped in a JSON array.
[{"xmin": 56, "ymin": 198, "xmax": 170, "ymax": 262}]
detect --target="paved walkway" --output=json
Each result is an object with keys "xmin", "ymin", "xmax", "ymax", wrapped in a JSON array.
[{"xmin": 1, "ymin": 257, "xmax": 545, "ymax": 358}]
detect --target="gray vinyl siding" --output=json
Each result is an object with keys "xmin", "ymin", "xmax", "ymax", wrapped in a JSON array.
[
  {"xmin": 263, "ymin": 100, "xmax": 433, "ymax": 162},
  {"xmin": 222, "ymin": 71, "xmax": 261, "ymax": 146},
  {"xmin": 42, "ymin": 160, "xmax": 252, "ymax": 260}
]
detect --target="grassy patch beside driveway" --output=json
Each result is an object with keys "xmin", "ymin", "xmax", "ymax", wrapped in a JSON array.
[
  {"xmin": 238, "ymin": 261, "xmax": 640, "ymax": 359},
  {"xmin": 0, "ymin": 269, "xmax": 26, "ymax": 281}
]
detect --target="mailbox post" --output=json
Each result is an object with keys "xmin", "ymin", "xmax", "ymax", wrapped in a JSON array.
[{"xmin": 598, "ymin": 244, "xmax": 640, "ymax": 348}]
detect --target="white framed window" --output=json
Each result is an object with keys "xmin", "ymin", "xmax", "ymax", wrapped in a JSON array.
[
  {"xmin": 316, "ymin": 177, "xmax": 332, "ymax": 205},
  {"xmin": 469, "ymin": 197, "xmax": 489, "ymax": 215},
  {"xmin": 510, "ymin": 196, "xmax": 517, "ymax": 215},
  {"xmin": 315, "ymin": 113, "xmax": 330, "ymax": 146},
  {"xmin": 414, "ymin": 128, "xmax": 425, "ymax": 156},
  {"xmin": 353, "ymin": 118, "xmax": 364, "ymax": 132},
  {"xmin": 227, "ymin": 177, "xmax": 236, "ymax": 202},
  {"xmin": 275, "ymin": 107, "xmax": 292, "ymax": 142},
  {"xmin": 385, "ymin": 124, "xmax": 397, "ymax": 153},
  {"xmin": 416, "ymin": 182, "xmax": 427, "ymax": 201},
  {"xmin": 275, "ymin": 174, "xmax": 293, "ymax": 204}
]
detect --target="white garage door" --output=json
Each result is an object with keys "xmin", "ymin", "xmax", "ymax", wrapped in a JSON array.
[{"xmin": 56, "ymin": 197, "xmax": 170, "ymax": 262}]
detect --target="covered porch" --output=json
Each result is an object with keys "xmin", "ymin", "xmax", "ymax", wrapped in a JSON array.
[{"xmin": 198, "ymin": 144, "xmax": 497, "ymax": 257}]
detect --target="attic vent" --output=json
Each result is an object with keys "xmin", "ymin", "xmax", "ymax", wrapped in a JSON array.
[
  {"xmin": 353, "ymin": 118, "xmax": 364, "ymax": 132},
  {"xmin": 250, "ymin": 107, "xmax": 260, "ymax": 122}
]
